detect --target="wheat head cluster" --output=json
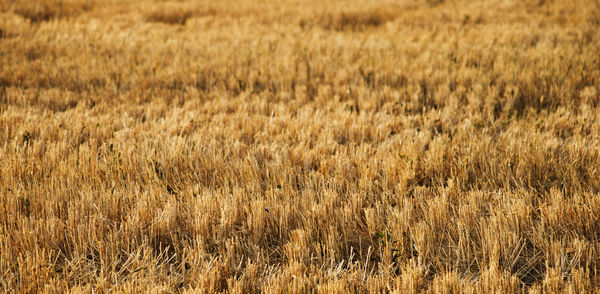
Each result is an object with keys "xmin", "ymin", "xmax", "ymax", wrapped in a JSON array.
[{"xmin": 1, "ymin": 0, "xmax": 600, "ymax": 292}]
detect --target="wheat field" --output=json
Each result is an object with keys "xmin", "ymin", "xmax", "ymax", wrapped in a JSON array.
[{"xmin": 1, "ymin": 0, "xmax": 600, "ymax": 292}]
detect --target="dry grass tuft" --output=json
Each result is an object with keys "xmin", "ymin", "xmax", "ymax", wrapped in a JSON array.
[
  {"xmin": 6, "ymin": 0, "xmax": 94, "ymax": 23},
  {"xmin": 143, "ymin": 3, "xmax": 217, "ymax": 25},
  {"xmin": 301, "ymin": 8, "xmax": 399, "ymax": 31}
]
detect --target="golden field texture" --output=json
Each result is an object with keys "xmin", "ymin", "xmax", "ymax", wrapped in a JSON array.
[{"xmin": 1, "ymin": 0, "xmax": 600, "ymax": 292}]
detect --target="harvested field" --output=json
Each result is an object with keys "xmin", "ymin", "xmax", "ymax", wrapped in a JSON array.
[{"xmin": 1, "ymin": 0, "xmax": 600, "ymax": 292}]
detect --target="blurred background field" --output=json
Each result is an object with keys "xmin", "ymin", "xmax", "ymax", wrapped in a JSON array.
[{"xmin": 1, "ymin": 0, "xmax": 600, "ymax": 292}]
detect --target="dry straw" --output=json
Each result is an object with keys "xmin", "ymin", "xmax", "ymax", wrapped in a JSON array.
[{"xmin": 1, "ymin": 0, "xmax": 600, "ymax": 292}]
